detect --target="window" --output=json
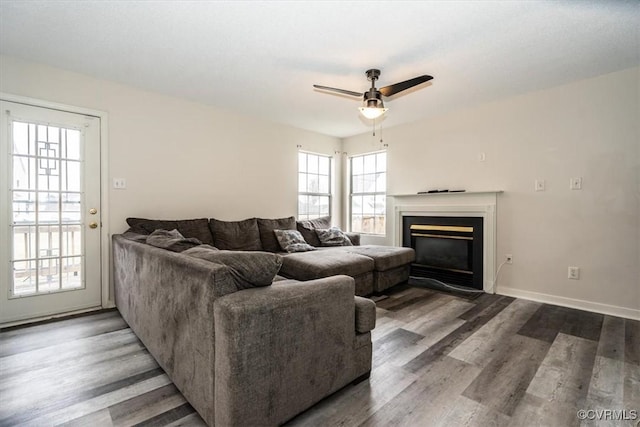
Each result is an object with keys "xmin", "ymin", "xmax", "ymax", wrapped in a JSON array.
[
  {"xmin": 298, "ymin": 152, "xmax": 331, "ymax": 220},
  {"xmin": 350, "ymin": 151, "xmax": 386, "ymax": 234}
]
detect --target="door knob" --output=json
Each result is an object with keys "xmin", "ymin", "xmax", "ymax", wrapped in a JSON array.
[
  {"xmin": 89, "ymin": 208, "xmax": 97, "ymax": 215},
  {"xmin": 89, "ymin": 222, "xmax": 98, "ymax": 229}
]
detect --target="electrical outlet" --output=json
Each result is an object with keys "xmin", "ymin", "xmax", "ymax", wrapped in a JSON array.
[
  {"xmin": 535, "ymin": 179, "xmax": 545, "ymax": 192},
  {"xmin": 570, "ymin": 177, "xmax": 582, "ymax": 190},
  {"xmin": 568, "ymin": 266, "xmax": 580, "ymax": 280},
  {"xmin": 505, "ymin": 254, "xmax": 513, "ymax": 264},
  {"xmin": 478, "ymin": 152, "xmax": 486, "ymax": 162}
]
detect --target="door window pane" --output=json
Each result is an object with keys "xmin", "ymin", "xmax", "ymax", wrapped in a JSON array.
[
  {"xmin": 62, "ymin": 161, "xmax": 81, "ymax": 192},
  {"xmin": 61, "ymin": 193, "xmax": 82, "ymax": 223},
  {"xmin": 61, "ymin": 256, "xmax": 82, "ymax": 289},
  {"xmin": 61, "ymin": 225, "xmax": 83, "ymax": 257},
  {"xmin": 37, "ymin": 192, "xmax": 60, "ymax": 223},
  {"xmin": 13, "ymin": 156, "xmax": 35, "ymax": 190},
  {"xmin": 13, "ymin": 191, "xmax": 36, "ymax": 224},
  {"xmin": 12, "ymin": 260, "xmax": 36, "ymax": 295},
  {"xmin": 13, "ymin": 225, "xmax": 36, "ymax": 260},
  {"xmin": 9, "ymin": 120, "xmax": 86, "ymax": 297},
  {"xmin": 37, "ymin": 257, "xmax": 60, "ymax": 292},
  {"xmin": 62, "ymin": 129, "xmax": 81, "ymax": 160}
]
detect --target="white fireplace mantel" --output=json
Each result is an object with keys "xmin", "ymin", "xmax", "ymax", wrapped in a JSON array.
[{"xmin": 391, "ymin": 191, "xmax": 502, "ymax": 294}]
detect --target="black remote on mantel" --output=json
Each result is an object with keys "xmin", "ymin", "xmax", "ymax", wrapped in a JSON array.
[{"xmin": 418, "ymin": 189, "xmax": 465, "ymax": 194}]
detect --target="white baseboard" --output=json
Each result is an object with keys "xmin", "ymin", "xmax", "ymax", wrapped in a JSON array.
[{"xmin": 497, "ymin": 286, "xmax": 640, "ymax": 321}]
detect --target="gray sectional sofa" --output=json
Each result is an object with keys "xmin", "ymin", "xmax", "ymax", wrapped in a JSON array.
[
  {"xmin": 113, "ymin": 215, "xmax": 414, "ymax": 426},
  {"xmin": 123, "ymin": 215, "xmax": 414, "ymax": 296}
]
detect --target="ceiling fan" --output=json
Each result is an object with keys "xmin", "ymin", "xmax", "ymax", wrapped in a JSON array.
[{"xmin": 313, "ymin": 69, "xmax": 433, "ymax": 120}]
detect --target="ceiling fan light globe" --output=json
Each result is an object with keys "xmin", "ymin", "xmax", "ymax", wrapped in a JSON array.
[{"xmin": 359, "ymin": 107, "xmax": 388, "ymax": 120}]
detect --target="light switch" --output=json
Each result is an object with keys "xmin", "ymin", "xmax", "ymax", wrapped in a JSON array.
[
  {"xmin": 535, "ymin": 179, "xmax": 545, "ymax": 192},
  {"xmin": 113, "ymin": 178, "xmax": 127, "ymax": 189}
]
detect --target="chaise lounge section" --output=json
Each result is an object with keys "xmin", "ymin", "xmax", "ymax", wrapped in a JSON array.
[
  {"xmin": 279, "ymin": 249, "xmax": 375, "ymax": 295},
  {"xmin": 287, "ymin": 215, "xmax": 415, "ymax": 293}
]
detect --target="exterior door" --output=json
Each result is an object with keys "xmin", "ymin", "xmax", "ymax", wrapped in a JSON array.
[{"xmin": 0, "ymin": 101, "xmax": 102, "ymax": 324}]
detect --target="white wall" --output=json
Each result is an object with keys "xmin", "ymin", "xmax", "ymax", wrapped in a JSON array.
[
  {"xmin": 343, "ymin": 67, "xmax": 640, "ymax": 317},
  {"xmin": 0, "ymin": 55, "xmax": 342, "ymax": 228},
  {"xmin": 0, "ymin": 55, "xmax": 342, "ymax": 302}
]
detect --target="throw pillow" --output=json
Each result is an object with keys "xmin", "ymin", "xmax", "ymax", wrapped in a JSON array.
[
  {"xmin": 146, "ymin": 229, "xmax": 203, "ymax": 252},
  {"xmin": 273, "ymin": 229, "xmax": 316, "ymax": 253},
  {"xmin": 183, "ymin": 246, "xmax": 282, "ymax": 289},
  {"xmin": 296, "ymin": 216, "xmax": 331, "ymax": 247},
  {"xmin": 126, "ymin": 217, "xmax": 214, "ymax": 245},
  {"xmin": 344, "ymin": 232, "xmax": 361, "ymax": 246},
  {"xmin": 209, "ymin": 217, "xmax": 263, "ymax": 251},
  {"xmin": 257, "ymin": 216, "xmax": 296, "ymax": 252},
  {"xmin": 315, "ymin": 226, "xmax": 353, "ymax": 247},
  {"xmin": 121, "ymin": 230, "xmax": 150, "ymax": 243}
]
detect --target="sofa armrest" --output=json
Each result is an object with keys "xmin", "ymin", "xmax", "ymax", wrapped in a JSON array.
[
  {"xmin": 345, "ymin": 232, "xmax": 361, "ymax": 246},
  {"xmin": 354, "ymin": 296, "xmax": 376, "ymax": 333},
  {"xmin": 214, "ymin": 275, "xmax": 358, "ymax": 426},
  {"xmin": 113, "ymin": 234, "xmax": 235, "ymax": 425}
]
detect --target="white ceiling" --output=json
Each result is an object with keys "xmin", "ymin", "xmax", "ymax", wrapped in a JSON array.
[{"xmin": 1, "ymin": 1, "xmax": 638, "ymax": 138}]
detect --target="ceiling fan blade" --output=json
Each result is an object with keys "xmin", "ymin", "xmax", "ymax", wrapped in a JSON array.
[
  {"xmin": 379, "ymin": 75, "xmax": 433, "ymax": 97},
  {"xmin": 313, "ymin": 85, "xmax": 363, "ymax": 97}
]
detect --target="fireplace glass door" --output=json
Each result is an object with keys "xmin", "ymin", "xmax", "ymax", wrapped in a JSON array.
[{"xmin": 403, "ymin": 216, "xmax": 483, "ymax": 290}]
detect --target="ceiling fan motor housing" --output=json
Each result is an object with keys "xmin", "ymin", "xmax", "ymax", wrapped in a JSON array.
[
  {"xmin": 364, "ymin": 89, "xmax": 384, "ymax": 108},
  {"xmin": 364, "ymin": 69, "xmax": 383, "ymax": 107}
]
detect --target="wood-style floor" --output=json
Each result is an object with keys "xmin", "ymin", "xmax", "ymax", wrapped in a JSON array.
[{"xmin": 1, "ymin": 284, "xmax": 638, "ymax": 427}]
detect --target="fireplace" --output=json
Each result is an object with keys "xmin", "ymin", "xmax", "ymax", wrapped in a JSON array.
[
  {"xmin": 393, "ymin": 192, "xmax": 500, "ymax": 293},
  {"xmin": 403, "ymin": 216, "xmax": 483, "ymax": 290}
]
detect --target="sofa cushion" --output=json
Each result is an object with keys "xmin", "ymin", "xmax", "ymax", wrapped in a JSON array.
[
  {"xmin": 316, "ymin": 227, "xmax": 353, "ymax": 247},
  {"xmin": 209, "ymin": 218, "xmax": 263, "ymax": 251},
  {"xmin": 183, "ymin": 245, "xmax": 282, "ymax": 289},
  {"xmin": 296, "ymin": 216, "xmax": 331, "ymax": 247},
  {"xmin": 146, "ymin": 229, "xmax": 203, "ymax": 252},
  {"xmin": 126, "ymin": 217, "xmax": 214, "ymax": 245},
  {"xmin": 336, "ymin": 245, "xmax": 415, "ymax": 271},
  {"xmin": 354, "ymin": 296, "xmax": 376, "ymax": 333},
  {"xmin": 257, "ymin": 216, "xmax": 296, "ymax": 253},
  {"xmin": 280, "ymin": 250, "xmax": 373, "ymax": 281},
  {"xmin": 274, "ymin": 229, "xmax": 316, "ymax": 253}
]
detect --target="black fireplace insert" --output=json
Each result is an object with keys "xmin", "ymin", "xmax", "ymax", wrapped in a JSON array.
[{"xmin": 402, "ymin": 216, "xmax": 483, "ymax": 290}]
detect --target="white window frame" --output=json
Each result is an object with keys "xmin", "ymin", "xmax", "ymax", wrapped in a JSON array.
[
  {"xmin": 297, "ymin": 151, "xmax": 332, "ymax": 220},
  {"xmin": 349, "ymin": 150, "xmax": 387, "ymax": 235}
]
